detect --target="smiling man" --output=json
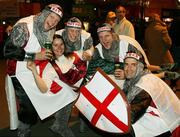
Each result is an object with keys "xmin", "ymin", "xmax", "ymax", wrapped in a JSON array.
[
  {"xmin": 56, "ymin": 17, "xmax": 94, "ymax": 61},
  {"xmin": 113, "ymin": 5, "xmax": 135, "ymax": 38},
  {"xmin": 3, "ymin": 4, "xmax": 63, "ymax": 137},
  {"xmin": 86, "ymin": 23, "xmax": 148, "ymax": 84},
  {"xmin": 123, "ymin": 51, "xmax": 180, "ymax": 137}
]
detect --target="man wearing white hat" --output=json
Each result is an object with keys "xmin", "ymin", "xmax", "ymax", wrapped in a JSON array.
[
  {"xmin": 87, "ymin": 23, "xmax": 149, "ymax": 88},
  {"xmin": 4, "ymin": 3, "xmax": 63, "ymax": 137},
  {"xmin": 123, "ymin": 51, "xmax": 180, "ymax": 137},
  {"xmin": 56, "ymin": 17, "xmax": 94, "ymax": 61}
]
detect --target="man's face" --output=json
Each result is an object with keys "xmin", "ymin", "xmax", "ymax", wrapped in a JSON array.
[
  {"xmin": 116, "ymin": 6, "xmax": 126, "ymax": 20},
  {"xmin": 98, "ymin": 31, "xmax": 113, "ymax": 49},
  {"xmin": 124, "ymin": 58, "xmax": 138, "ymax": 79},
  {"xmin": 44, "ymin": 12, "xmax": 60, "ymax": 31},
  {"xmin": 67, "ymin": 27, "xmax": 81, "ymax": 42}
]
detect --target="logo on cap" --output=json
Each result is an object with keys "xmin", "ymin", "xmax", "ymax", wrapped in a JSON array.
[
  {"xmin": 66, "ymin": 22, "xmax": 82, "ymax": 28},
  {"xmin": 97, "ymin": 26, "xmax": 111, "ymax": 33},
  {"xmin": 125, "ymin": 52, "xmax": 140, "ymax": 60},
  {"xmin": 50, "ymin": 7, "xmax": 63, "ymax": 18}
]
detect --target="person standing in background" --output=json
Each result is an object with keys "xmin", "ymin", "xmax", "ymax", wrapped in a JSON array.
[
  {"xmin": 169, "ymin": 16, "xmax": 180, "ymax": 69},
  {"xmin": 105, "ymin": 11, "xmax": 116, "ymax": 27},
  {"xmin": 113, "ymin": 5, "xmax": 135, "ymax": 38},
  {"xmin": 3, "ymin": 4, "xmax": 63, "ymax": 137},
  {"xmin": 144, "ymin": 13, "xmax": 174, "ymax": 66}
]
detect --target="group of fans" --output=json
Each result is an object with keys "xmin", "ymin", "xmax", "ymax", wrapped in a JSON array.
[{"xmin": 3, "ymin": 3, "xmax": 179, "ymax": 137}]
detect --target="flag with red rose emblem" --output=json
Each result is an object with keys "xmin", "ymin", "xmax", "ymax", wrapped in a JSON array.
[{"xmin": 75, "ymin": 68, "xmax": 130, "ymax": 133}]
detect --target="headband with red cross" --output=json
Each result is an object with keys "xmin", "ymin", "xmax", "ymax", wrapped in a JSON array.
[
  {"xmin": 97, "ymin": 26, "xmax": 112, "ymax": 33},
  {"xmin": 125, "ymin": 52, "xmax": 140, "ymax": 60},
  {"xmin": 48, "ymin": 4, "xmax": 63, "ymax": 18},
  {"xmin": 125, "ymin": 52, "xmax": 145, "ymax": 64},
  {"xmin": 66, "ymin": 22, "xmax": 82, "ymax": 29}
]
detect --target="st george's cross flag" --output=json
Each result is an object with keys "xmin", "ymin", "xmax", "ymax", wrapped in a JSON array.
[{"xmin": 75, "ymin": 68, "xmax": 130, "ymax": 133}]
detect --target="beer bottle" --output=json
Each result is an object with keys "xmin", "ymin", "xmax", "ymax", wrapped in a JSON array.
[
  {"xmin": 44, "ymin": 42, "xmax": 52, "ymax": 50},
  {"xmin": 44, "ymin": 42, "xmax": 54, "ymax": 61},
  {"xmin": 115, "ymin": 63, "xmax": 120, "ymax": 70},
  {"xmin": 114, "ymin": 56, "xmax": 120, "ymax": 70}
]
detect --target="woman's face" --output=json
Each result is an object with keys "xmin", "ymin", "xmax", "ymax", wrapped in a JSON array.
[{"xmin": 52, "ymin": 38, "xmax": 65, "ymax": 57}]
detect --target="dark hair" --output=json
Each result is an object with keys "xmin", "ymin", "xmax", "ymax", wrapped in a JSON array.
[
  {"xmin": 53, "ymin": 34, "xmax": 64, "ymax": 41},
  {"xmin": 53, "ymin": 34, "xmax": 73, "ymax": 58},
  {"xmin": 116, "ymin": 5, "xmax": 126, "ymax": 10}
]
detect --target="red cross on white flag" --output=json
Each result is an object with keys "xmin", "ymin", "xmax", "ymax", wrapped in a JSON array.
[{"xmin": 75, "ymin": 68, "xmax": 130, "ymax": 133}]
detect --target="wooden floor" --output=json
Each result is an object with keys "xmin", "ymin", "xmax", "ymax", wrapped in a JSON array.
[{"xmin": 0, "ymin": 59, "xmax": 9, "ymax": 129}]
